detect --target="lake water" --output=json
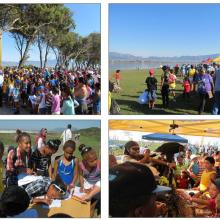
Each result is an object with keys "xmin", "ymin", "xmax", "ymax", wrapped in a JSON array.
[{"xmin": 109, "ymin": 61, "xmax": 198, "ymax": 71}]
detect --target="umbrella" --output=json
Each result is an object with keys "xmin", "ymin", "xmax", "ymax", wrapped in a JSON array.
[
  {"xmin": 142, "ymin": 133, "xmax": 188, "ymax": 143},
  {"xmin": 213, "ymin": 56, "xmax": 220, "ymax": 63},
  {"xmin": 155, "ymin": 142, "xmax": 185, "ymax": 162},
  {"xmin": 202, "ymin": 58, "xmax": 212, "ymax": 64},
  {"xmin": 155, "ymin": 142, "xmax": 185, "ymax": 155}
]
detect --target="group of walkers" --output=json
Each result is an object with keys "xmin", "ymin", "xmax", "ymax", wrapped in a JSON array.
[
  {"xmin": 144, "ymin": 63, "xmax": 220, "ymax": 114},
  {"xmin": 0, "ymin": 125, "xmax": 100, "ymax": 217},
  {"xmin": 109, "ymin": 141, "xmax": 220, "ymax": 217},
  {"xmin": 0, "ymin": 66, "xmax": 101, "ymax": 115}
]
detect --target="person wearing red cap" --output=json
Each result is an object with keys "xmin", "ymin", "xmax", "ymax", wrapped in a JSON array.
[
  {"xmin": 114, "ymin": 70, "xmax": 121, "ymax": 86},
  {"xmin": 145, "ymin": 68, "xmax": 157, "ymax": 109}
]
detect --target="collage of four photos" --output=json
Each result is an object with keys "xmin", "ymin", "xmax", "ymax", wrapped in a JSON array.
[{"xmin": 0, "ymin": 2, "xmax": 220, "ymax": 218}]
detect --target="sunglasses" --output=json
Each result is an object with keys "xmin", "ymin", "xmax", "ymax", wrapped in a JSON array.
[
  {"xmin": 82, "ymin": 146, "xmax": 92, "ymax": 154},
  {"xmin": 52, "ymin": 184, "xmax": 65, "ymax": 195}
]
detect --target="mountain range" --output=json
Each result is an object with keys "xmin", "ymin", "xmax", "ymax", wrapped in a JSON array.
[
  {"xmin": 109, "ymin": 52, "xmax": 220, "ymax": 63},
  {"xmin": 2, "ymin": 59, "xmax": 57, "ymax": 67}
]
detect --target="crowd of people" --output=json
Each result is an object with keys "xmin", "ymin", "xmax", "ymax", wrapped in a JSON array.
[
  {"xmin": 109, "ymin": 141, "xmax": 220, "ymax": 217},
  {"xmin": 0, "ymin": 66, "xmax": 101, "ymax": 115},
  {"xmin": 144, "ymin": 63, "xmax": 220, "ymax": 114},
  {"xmin": 110, "ymin": 62, "xmax": 220, "ymax": 115},
  {"xmin": 0, "ymin": 126, "xmax": 100, "ymax": 217}
]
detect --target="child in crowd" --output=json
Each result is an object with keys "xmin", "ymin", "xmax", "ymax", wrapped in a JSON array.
[
  {"xmin": 176, "ymin": 170, "xmax": 189, "ymax": 189},
  {"xmin": 169, "ymin": 68, "xmax": 177, "ymax": 102},
  {"xmin": 78, "ymin": 145, "xmax": 101, "ymax": 201},
  {"xmin": 8, "ymin": 77, "xmax": 14, "ymax": 108},
  {"xmin": 6, "ymin": 131, "xmax": 32, "ymax": 186},
  {"xmin": 38, "ymin": 86, "xmax": 46, "ymax": 114},
  {"xmin": 198, "ymin": 156, "xmax": 216, "ymax": 193},
  {"xmin": 145, "ymin": 69, "xmax": 157, "ymax": 109},
  {"xmin": 51, "ymin": 87, "xmax": 60, "ymax": 115},
  {"xmin": 177, "ymin": 178, "xmax": 220, "ymax": 215},
  {"xmin": 183, "ymin": 77, "xmax": 191, "ymax": 100},
  {"xmin": 161, "ymin": 66, "xmax": 170, "ymax": 108},
  {"xmin": 54, "ymin": 140, "xmax": 79, "ymax": 191},
  {"xmin": 188, "ymin": 155, "xmax": 200, "ymax": 186},
  {"xmin": 92, "ymin": 83, "xmax": 101, "ymax": 115},
  {"xmin": 12, "ymin": 82, "xmax": 20, "ymax": 114},
  {"xmin": 2, "ymin": 80, "xmax": 8, "ymax": 104},
  {"xmin": 35, "ymin": 128, "xmax": 47, "ymax": 151},
  {"xmin": 30, "ymin": 139, "xmax": 61, "ymax": 178},
  {"xmin": 61, "ymin": 87, "xmax": 79, "ymax": 115},
  {"xmin": 0, "ymin": 142, "xmax": 4, "ymax": 194}
]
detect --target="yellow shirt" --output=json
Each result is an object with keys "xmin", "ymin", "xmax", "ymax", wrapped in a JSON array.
[
  {"xmin": 0, "ymin": 160, "xmax": 4, "ymax": 193},
  {"xmin": 108, "ymin": 92, "xmax": 112, "ymax": 112},
  {"xmin": 199, "ymin": 170, "xmax": 216, "ymax": 192},
  {"xmin": 189, "ymin": 68, "xmax": 196, "ymax": 77}
]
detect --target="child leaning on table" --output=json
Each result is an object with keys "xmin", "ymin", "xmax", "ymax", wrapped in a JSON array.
[
  {"xmin": 78, "ymin": 144, "xmax": 100, "ymax": 201},
  {"xmin": 53, "ymin": 140, "xmax": 79, "ymax": 191}
]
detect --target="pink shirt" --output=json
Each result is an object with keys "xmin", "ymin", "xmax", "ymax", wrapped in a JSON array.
[{"xmin": 51, "ymin": 94, "xmax": 60, "ymax": 113}]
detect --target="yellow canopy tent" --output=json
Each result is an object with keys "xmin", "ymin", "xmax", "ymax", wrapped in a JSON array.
[
  {"xmin": 213, "ymin": 56, "xmax": 220, "ymax": 63},
  {"xmin": 109, "ymin": 120, "xmax": 220, "ymax": 138}
]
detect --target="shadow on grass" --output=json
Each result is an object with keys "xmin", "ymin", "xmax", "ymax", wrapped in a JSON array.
[
  {"xmin": 114, "ymin": 99, "xmax": 174, "ymax": 115},
  {"xmin": 115, "ymin": 91, "xmax": 213, "ymax": 115}
]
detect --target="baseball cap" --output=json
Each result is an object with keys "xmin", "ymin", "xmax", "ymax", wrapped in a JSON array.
[
  {"xmin": 149, "ymin": 68, "xmax": 155, "ymax": 75},
  {"xmin": 109, "ymin": 162, "xmax": 171, "ymax": 201}
]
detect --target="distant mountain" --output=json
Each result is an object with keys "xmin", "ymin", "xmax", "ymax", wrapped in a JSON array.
[
  {"xmin": 76, "ymin": 127, "xmax": 101, "ymax": 137},
  {"xmin": 109, "ymin": 52, "xmax": 220, "ymax": 63},
  {"xmin": 2, "ymin": 59, "xmax": 57, "ymax": 67}
]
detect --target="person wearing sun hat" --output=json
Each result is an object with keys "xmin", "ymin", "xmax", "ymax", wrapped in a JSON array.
[
  {"xmin": 109, "ymin": 162, "xmax": 171, "ymax": 217},
  {"xmin": 145, "ymin": 68, "xmax": 157, "ymax": 109}
]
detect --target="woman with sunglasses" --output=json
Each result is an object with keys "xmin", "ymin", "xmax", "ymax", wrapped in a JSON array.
[{"xmin": 122, "ymin": 141, "xmax": 175, "ymax": 170}]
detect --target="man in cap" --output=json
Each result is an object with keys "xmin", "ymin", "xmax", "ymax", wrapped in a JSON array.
[{"xmin": 109, "ymin": 162, "xmax": 171, "ymax": 217}]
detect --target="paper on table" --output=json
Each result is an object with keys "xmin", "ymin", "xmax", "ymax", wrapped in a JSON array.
[
  {"xmin": 64, "ymin": 186, "xmax": 86, "ymax": 200},
  {"xmin": 73, "ymin": 186, "xmax": 86, "ymax": 198},
  {"xmin": 42, "ymin": 199, "xmax": 62, "ymax": 209}
]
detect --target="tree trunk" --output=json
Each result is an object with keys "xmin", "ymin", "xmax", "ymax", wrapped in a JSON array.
[
  {"xmin": 43, "ymin": 44, "xmax": 50, "ymax": 69},
  {"xmin": 0, "ymin": 31, "xmax": 2, "ymax": 67},
  {"xmin": 37, "ymin": 37, "xmax": 43, "ymax": 68},
  {"xmin": 18, "ymin": 39, "xmax": 31, "ymax": 68}
]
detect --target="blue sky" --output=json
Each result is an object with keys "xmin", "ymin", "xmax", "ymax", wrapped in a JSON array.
[
  {"xmin": 2, "ymin": 3, "xmax": 100, "ymax": 62},
  {"xmin": 0, "ymin": 120, "xmax": 100, "ymax": 131},
  {"xmin": 109, "ymin": 4, "xmax": 220, "ymax": 57}
]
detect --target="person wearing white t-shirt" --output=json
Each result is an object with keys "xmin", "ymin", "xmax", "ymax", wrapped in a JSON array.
[
  {"xmin": 38, "ymin": 86, "xmax": 46, "ymax": 114},
  {"xmin": 61, "ymin": 124, "xmax": 72, "ymax": 145}
]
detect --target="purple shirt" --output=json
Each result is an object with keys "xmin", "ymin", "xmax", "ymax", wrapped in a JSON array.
[
  {"xmin": 198, "ymin": 74, "xmax": 213, "ymax": 94},
  {"xmin": 51, "ymin": 94, "xmax": 60, "ymax": 113}
]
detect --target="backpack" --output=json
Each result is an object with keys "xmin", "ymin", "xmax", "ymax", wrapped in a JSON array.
[{"xmin": 110, "ymin": 99, "xmax": 120, "ymax": 115}]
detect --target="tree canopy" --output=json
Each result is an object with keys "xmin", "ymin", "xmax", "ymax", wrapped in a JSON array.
[{"xmin": 0, "ymin": 4, "xmax": 100, "ymax": 69}]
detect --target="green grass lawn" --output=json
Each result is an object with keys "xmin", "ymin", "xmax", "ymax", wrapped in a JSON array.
[
  {"xmin": 0, "ymin": 128, "xmax": 101, "ymax": 161},
  {"xmin": 110, "ymin": 69, "xmax": 213, "ymax": 115}
]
